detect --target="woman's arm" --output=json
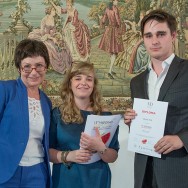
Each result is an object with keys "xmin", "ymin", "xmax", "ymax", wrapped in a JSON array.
[
  {"xmin": 49, "ymin": 148, "xmax": 92, "ymax": 164},
  {"xmin": 80, "ymin": 128, "xmax": 118, "ymax": 163}
]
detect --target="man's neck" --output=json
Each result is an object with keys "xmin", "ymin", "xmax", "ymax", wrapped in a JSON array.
[{"xmin": 151, "ymin": 58, "xmax": 164, "ymax": 76}]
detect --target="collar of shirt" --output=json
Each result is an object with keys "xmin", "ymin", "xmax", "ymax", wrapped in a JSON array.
[
  {"xmin": 147, "ymin": 53, "xmax": 175, "ymax": 100},
  {"xmin": 147, "ymin": 53, "xmax": 175, "ymax": 72}
]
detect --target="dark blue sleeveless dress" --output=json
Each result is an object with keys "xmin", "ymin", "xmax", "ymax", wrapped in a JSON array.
[{"xmin": 49, "ymin": 107, "xmax": 119, "ymax": 188}]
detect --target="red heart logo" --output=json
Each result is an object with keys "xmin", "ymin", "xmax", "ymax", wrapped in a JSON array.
[{"xmin": 101, "ymin": 132, "xmax": 110, "ymax": 144}]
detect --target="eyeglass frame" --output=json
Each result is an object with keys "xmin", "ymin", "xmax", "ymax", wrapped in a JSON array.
[{"xmin": 21, "ymin": 64, "xmax": 47, "ymax": 73}]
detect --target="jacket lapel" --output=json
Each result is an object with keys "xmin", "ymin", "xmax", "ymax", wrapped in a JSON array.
[
  {"xmin": 143, "ymin": 70, "xmax": 149, "ymax": 99},
  {"xmin": 158, "ymin": 56, "xmax": 182, "ymax": 101},
  {"xmin": 17, "ymin": 78, "xmax": 29, "ymax": 138},
  {"xmin": 136, "ymin": 69, "xmax": 149, "ymax": 99}
]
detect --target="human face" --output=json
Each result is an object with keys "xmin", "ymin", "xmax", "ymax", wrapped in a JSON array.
[
  {"xmin": 143, "ymin": 20, "xmax": 176, "ymax": 62},
  {"xmin": 71, "ymin": 73, "xmax": 94, "ymax": 100},
  {"xmin": 20, "ymin": 56, "xmax": 47, "ymax": 89}
]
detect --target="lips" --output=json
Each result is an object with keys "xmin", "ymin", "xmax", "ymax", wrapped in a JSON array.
[
  {"xmin": 77, "ymin": 86, "xmax": 89, "ymax": 89},
  {"xmin": 150, "ymin": 47, "xmax": 160, "ymax": 51},
  {"xmin": 77, "ymin": 87, "xmax": 90, "ymax": 91},
  {"xmin": 28, "ymin": 77, "xmax": 40, "ymax": 81}
]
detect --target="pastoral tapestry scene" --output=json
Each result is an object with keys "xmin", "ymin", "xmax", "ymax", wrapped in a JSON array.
[{"xmin": 0, "ymin": 0, "xmax": 187, "ymax": 111}]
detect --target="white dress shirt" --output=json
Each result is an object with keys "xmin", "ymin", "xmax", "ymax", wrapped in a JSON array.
[{"xmin": 147, "ymin": 54, "xmax": 175, "ymax": 100}]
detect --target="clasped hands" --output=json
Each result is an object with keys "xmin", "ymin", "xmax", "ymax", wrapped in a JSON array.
[
  {"xmin": 80, "ymin": 127, "xmax": 106, "ymax": 152},
  {"xmin": 124, "ymin": 108, "xmax": 184, "ymax": 154},
  {"xmin": 67, "ymin": 128, "xmax": 105, "ymax": 163}
]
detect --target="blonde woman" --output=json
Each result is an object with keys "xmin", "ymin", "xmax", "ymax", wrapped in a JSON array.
[{"xmin": 49, "ymin": 62, "xmax": 119, "ymax": 188}]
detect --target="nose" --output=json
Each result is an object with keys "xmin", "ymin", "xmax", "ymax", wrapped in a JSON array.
[
  {"xmin": 81, "ymin": 80, "xmax": 87, "ymax": 85},
  {"xmin": 81, "ymin": 82, "xmax": 86, "ymax": 85},
  {"xmin": 31, "ymin": 68, "xmax": 37, "ymax": 71},
  {"xmin": 151, "ymin": 35, "xmax": 159, "ymax": 45},
  {"xmin": 30, "ymin": 67, "xmax": 38, "ymax": 73}
]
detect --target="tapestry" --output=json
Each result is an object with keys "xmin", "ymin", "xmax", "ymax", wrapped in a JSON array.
[{"xmin": 0, "ymin": 0, "xmax": 187, "ymax": 111}]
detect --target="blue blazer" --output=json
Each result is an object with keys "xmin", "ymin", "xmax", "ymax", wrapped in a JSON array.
[{"xmin": 0, "ymin": 78, "xmax": 52, "ymax": 187}]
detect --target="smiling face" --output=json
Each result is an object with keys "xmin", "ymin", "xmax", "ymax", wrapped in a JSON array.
[
  {"xmin": 71, "ymin": 73, "xmax": 94, "ymax": 100},
  {"xmin": 143, "ymin": 20, "xmax": 176, "ymax": 61},
  {"xmin": 20, "ymin": 56, "xmax": 47, "ymax": 89}
]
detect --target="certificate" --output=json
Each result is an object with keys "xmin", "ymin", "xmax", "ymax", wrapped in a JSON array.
[
  {"xmin": 81, "ymin": 114, "xmax": 121, "ymax": 164},
  {"xmin": 128, "ymin": 98, "xmax": 168, "ymax": 158}
]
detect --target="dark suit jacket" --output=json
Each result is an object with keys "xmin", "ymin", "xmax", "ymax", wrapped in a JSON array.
[
  {"xmin": 130, "ymin": 56, "xmax": 188, "ymax": 188},
  {"xmin": 0, "ymin": 78, "xmax": 52, "ymax": 187}
]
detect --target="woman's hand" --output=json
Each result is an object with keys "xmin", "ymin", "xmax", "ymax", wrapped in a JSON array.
[
  {"xmin": 66, "ymin": 149, "xmax": 92, "ymax": 163},
  {"xmin": 80, "ymin": 128, "xmax": 106, "ymax": 152}
]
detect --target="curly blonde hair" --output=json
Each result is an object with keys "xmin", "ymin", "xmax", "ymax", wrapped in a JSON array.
[{"xmin": 59, "ymin": 62, "xmax": 103, "ymax": 124}]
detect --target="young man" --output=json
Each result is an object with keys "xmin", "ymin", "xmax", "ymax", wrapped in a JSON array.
[{"xmin": 124, "ymin": 9, "xmax": 188, "ymax": 188}]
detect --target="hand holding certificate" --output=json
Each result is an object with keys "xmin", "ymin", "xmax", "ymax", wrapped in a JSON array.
[
  {"xmin": 128, "ymin": 98, "xmax": 168, "ymax": 158},
  {"xmin": 81, "ymin": 114, "xmax": 121, "ymax": 164}
]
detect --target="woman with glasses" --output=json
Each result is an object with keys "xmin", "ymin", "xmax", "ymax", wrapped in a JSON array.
[{"xmin": 0, "ymin": 39, "xmax": 52, "ymax": 188}]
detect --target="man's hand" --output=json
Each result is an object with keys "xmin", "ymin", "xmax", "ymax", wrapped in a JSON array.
[
  {"xmin": 154, "ymin": 135, "xmax": 184, "ymax": 154},
  {"xmin": 124, "ymin": 108, "xmax": 137, "ymax": 126}
]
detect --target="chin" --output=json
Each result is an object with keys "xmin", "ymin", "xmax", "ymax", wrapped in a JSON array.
[{"xmin": 79, "ymin": 95, "xmax": 90, "ymax": 99}]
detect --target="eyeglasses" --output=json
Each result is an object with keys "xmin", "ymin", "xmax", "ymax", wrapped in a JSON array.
[{"xmin": 21, "ymin": 64, "xmax": 46, "ymax": 73}]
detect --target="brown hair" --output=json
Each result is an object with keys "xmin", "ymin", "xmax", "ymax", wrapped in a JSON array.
[
  {"xmin": 14, "ymin": 39, "xmax": 50, "ymax": 70},
  {"xmin": 59, "ymin": 62, "xmax": 103, "ymax": 124},
  {"xmin": 140, "ymin": 9, "xmax": 177, "ymax": 36}
]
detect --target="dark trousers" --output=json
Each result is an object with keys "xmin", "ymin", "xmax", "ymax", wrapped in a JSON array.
[
  {"xmin": 0, "ymin": 162, "xmax": 48, "ymax": 188},
  {"xmin": 142, "ymin": 157, "xmax": 158, "ymax": 188}
]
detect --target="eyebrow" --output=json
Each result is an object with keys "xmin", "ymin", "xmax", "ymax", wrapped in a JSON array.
[
  {"xmin": 74, "ymin": 74, "xmax": 93, "ymax": 78},
  {"xmin": 143, "ymin": 31, "xmax": 167, "ymax": 36},
  {"xmin": 156, "ymin": 31, "xmax": 167, "ymax": 35}
]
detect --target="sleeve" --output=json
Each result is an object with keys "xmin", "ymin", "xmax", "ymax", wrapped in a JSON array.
[
  {"xmin": 109, "ymin": 126, "xmax": 120, "ymax": 152},
  {"xmin": 103, "ymin": 111, "xmax": 120, "ymax": 152},
  {"xmin": 101, "ymin": 9, "xmax": 107, "ymax": 25},
  {"xmin": 72, "ymin": 9, "xmax": 79, "ymax": 25},
  {"xmin": 114, "ymin": 7, "xmax": 121, "ymax": 27},
  {"xmin": 49, "ymin": 107, "xmax": 58, "ymax": 149},
  {"xmin": 177, "ymin": 127, "xmax": 188, "ymax": 153}
]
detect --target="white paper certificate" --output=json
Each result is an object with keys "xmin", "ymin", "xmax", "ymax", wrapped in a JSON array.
[
  {"xmin": 81, "ymin": 114, "xmax": 121, "ymax": 164},
  {"xmin": 128, "ymin": 98, "xmax": 168, "ymax": 158}
]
